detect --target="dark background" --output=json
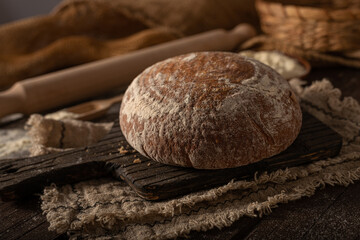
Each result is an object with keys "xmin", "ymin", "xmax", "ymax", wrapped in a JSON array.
[{"xmin": 0, "ymin": 0, "xmax": 62, "ymax": 24}]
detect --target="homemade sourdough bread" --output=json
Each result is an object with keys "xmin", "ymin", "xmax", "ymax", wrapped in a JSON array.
[{"xmin": 119, "ymin": 52, "xmax": 302, "ymax": 169}]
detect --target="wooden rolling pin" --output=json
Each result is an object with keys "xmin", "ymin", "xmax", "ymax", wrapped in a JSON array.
[{"xmin": 0, "ymin": 24, "xmax": 255, "ymax": 119}]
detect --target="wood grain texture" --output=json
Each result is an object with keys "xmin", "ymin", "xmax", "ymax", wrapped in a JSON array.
[
  {"xmin": 0, "ymin": 199, "xmax": 66, "ymax": 240},
  {"xmin": 112, "ymin": 111, "xmax": 342, "ymax": 200},
  {"xmin": 0, "ymin": 111, "xmax": 342, "ymax": 201}
]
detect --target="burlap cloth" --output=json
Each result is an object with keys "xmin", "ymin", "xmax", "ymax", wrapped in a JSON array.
[
  {"xmin": 40, "ymin": 79, "xmax": 360, "ymax": 239},
  {"xmin": 0, "ymin": 0, "xmax": 258, "ymax": 89}
]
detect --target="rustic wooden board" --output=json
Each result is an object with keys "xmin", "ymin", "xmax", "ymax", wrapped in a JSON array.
[
  {"xmin": 0, "ymin": 198, "xmax": 66, "ymax": 240},
  {"xmin": 0, "ymin": 111, "xmax": 342, "ymax": 201},
  {"xmin": 111, "ymin": 111, "xmax": 342, "ymax": 200}
]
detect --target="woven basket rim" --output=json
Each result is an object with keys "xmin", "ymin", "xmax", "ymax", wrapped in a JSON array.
[
  {"xmin": 257, "ymin": 0, "xmax": 360, "ymax": 9},
  {"xmin": 256, "ymin": 0, "xmax": 360, "ymax": 21}
]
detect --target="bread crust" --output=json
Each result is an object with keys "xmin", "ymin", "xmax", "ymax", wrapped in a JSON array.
[{"xmin": 120, "ymin": 52, "xmax": 302, "ymax": 169}]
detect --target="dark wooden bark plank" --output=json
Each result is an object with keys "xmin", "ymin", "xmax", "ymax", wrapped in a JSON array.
[
  {"xmin": 0, "ymin": 121, "xmax": 130, "ymax": 201},
  {"xmin": 242, "ymin": 185, "xmax": 347, "ymax": 240},
  {"xmin": 17, "ymin": 221, "xmax": 67, "ymax": 240},
  {"xmin": 0, "ymin": 197, "xmax": 65, "ymax": 240},
  {"xmin": 179, "ymin": 217, "xmax": 261, "ymax": 240},
  {"xmin": 303, "ymin": 182, "xmax": 360, "ymax": 240},
  {"xmin": 0, "ymin": 187, "xmax": 68, "ymax": 239},
  {"xmin": 0, "ymin": 111, "xmax": 342, "ymax": 201},
  {"xmin": 115, "ymin": 112, "xmax": 342, "ymax": 200},
  {"xmin": 0, "ymin": 200, "xmax": 21, "ymax": 219},
  {"xmin": 0, "ymin": 198, "xmax": 40, "ymax": 234}
]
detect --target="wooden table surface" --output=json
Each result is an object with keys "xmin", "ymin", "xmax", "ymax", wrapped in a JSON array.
[{"xmin": 0, "ymin": 66, "xmax": 359, "ymax": 240}]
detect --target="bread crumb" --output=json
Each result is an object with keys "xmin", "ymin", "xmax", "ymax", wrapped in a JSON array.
[
  {"xmin": 118, "ymin": 146, "xmax": 128, "ymax": 154},
  {"xmin": 133, "ymin": 158, "xmax": 142, "ymax": 164}
]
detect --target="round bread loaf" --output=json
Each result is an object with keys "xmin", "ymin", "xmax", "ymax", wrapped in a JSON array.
[{"xmin": 119, "ymin": 52, "xmax": 302, "ymax": 169}]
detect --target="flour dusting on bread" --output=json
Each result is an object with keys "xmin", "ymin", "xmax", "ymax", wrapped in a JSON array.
[{"xmin": 120, "ymin": 52, "xmax": 302, "ymax": 169}]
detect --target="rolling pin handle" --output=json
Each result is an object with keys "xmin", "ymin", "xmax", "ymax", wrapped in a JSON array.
[
  {"xmin": 0, "ymin": 83, "xmax": 26, "ymax": 119},
  {"xmin": 227, "ymin": 23, "xmax": 256, "ymax": 50},
  {"xmin": 0, "ymin": 24, "xmax": 256, "ymax": 119}
]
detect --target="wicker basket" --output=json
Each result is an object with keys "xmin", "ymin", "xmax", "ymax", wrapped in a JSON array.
[{"xmin": 255, "ymin": 0, "xmax": 360, "ymax": 52}]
